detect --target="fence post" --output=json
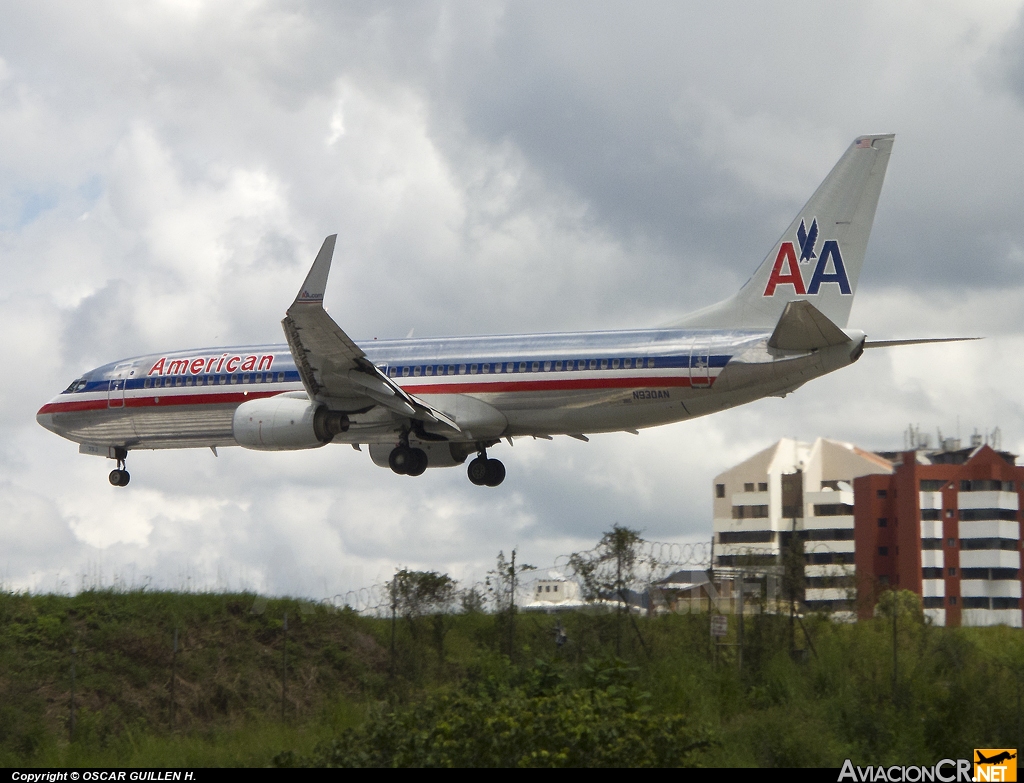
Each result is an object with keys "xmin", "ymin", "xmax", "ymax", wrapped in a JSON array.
[
  {"xmin": 170, "ymin": 628, "xmax": 177, "ymax": 730},
  {"xmin": 69, "ymin": 646, "xmax": 76, "ymax": 743},
  {"xmin": 282, "ymin": 611, "xmax": 288, "ymax": 724}
]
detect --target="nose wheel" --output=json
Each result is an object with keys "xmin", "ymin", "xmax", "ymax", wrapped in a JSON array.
[
  {"xmin": 108, "ymin": 449, "xmax": 130, "ymax": 487},
  {"xmin": 468, "ymin": 453, "xmax": 505, "ymax": 487}
]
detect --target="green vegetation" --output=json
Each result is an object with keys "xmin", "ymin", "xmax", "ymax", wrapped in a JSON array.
[{"xmin": 0, "ymin": 585, "xmax": 1021, "ymax": 767}]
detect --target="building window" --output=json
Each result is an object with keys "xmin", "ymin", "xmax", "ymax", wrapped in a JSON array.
[
  {"xmin": 732, "ymin": 505, "xmax": 769, "ymax": 519},
  {"xmin": 960, "ymin": 479, "xmax": 1015, "ymax": 492},
  {"xmin": 878, "ymin": 575, "xmax": 889, "ymax": 585},
  {"xmin": 947, "ymin": 567, "xmax": 957, "ymax": 577},
  {"xmin": 947, "ymin": 538, "xmax": 956, "ymax": 547},
  {"xmin": 744, "ymin": 483, "xmax": 754, "ymax": 492},
  {"xmin": 878, "ymin": 547, "xmax": 888, "ymax": 556},
  {"xmin": 814, "ymin": 504, "xmax": 855, "ymax": 516},
  {"xmin": 945, "ymin": 509, "xmax": 953, "ymax": 518},
  {"xmin": 923, "ymin": 597, "xmax": 944, "ymax": 609},
  {"xmin": 921, "ymin": 539, "xmax": 942, "ymax": 550},
  {"xmin": 922, "ymin": 567, "xmax": 943, "ymax": 579},
  {"xmin": 716, "ymin": 484, "xmax": 725, "ymax": 498},
  {"xmin": 920, "ymin": 509, "xmax": 940, "ymax": 521},
  {"xmin": 758, "ymin": 482, "xmax": 768, "ymax": 491},
  {"xmin": 877, "ymin": 489, "xmax": 887, "ymax": 498},
  {"xmin": 948, "ymin": 596, "xmax": 957, "ymax": 605},
  {"xmin": 920, "ymin": 479, "xmax": 945, "ymax": 491},
  {"xmin": 878, "ymin": 518, "xmax": 887, "ymax": 527}
]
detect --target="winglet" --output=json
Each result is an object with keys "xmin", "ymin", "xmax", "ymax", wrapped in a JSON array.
[{"xmin": 292, "ymin": 235, "xmax": 337, "ymax": 306}]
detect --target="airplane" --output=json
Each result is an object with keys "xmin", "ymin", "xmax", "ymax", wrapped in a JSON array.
[
  {"xmin": 976, "ymin": 751, "xmax": 1016, "ymax": 765},
  {"xmin": 37, "ymin": 133, "xmax": 968, "ymax": 488}
]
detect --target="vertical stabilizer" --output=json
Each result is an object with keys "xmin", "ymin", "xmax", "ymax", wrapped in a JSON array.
[{"xmin": 671, "ymin": 134, "xmax": 894, "ymax": 329}]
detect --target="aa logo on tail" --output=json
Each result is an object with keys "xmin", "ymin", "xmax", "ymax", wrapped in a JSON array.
[{"xmin": 763, "ymin": 218, "xmax": 852, "ymax": 297}]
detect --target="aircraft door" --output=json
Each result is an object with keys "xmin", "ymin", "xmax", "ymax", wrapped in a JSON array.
[
  {"xmin": 689, "ymin": 340, "xmax": 711, "ymax": 389},
  {"xmin": 107, "ymin": 363, "xmax": 133, "ymax": 408}
]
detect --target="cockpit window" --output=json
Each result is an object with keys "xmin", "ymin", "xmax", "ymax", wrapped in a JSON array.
[{"xmin": 62, "ymin": 378, "xmax": 88, "ymax": 394}]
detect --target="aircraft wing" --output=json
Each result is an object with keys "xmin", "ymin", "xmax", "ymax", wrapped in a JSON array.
[{"xmin": 281, "ymin": 236, "xmax": 460, "ymax": 432}]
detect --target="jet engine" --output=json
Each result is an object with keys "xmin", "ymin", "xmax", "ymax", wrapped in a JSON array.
[{"xmin": 232, "ymin": 395, "xmax": 348, "ymax": 451}]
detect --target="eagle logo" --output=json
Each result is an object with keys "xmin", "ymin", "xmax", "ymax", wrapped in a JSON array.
[{"xmin": 797, "ymin": 218, "xmax": 818, "ymax": 262}]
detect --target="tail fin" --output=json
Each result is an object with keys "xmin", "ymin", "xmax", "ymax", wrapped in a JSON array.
[{"xmin": 670, "ymin": 134, "xmax": 894, "ymax": 329}]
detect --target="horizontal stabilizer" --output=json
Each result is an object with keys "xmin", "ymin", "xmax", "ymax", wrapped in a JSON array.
[
  {"xmin": 768, "ymin": 300, "xmax": 850, "ymax": 351},
  {"xmin": 864, "ymin": 337, "xmax": 981, "ymax": 348}
]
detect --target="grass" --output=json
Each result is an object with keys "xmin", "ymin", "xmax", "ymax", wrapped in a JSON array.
[{"xmin": 0, "ymin": 589, "xmax": 1021, "ymax": 766}]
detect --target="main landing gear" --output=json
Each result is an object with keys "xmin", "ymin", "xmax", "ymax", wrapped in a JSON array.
[
  {"xmin": 467, "ymin": 451, "xmax": 505, "ymax": 487},
  {"xmin": 108, "ymin": 448, "xmax": 130, "ymax": 487}
]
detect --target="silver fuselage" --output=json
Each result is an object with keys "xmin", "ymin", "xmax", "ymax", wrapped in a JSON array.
[{"xmin": 37, "ymin": 327, "xmax": 864, "ymax": 453}]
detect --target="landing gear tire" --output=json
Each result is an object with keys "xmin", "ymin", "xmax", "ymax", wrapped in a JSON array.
[
  {"xmin": 484, "ymin": 459, "xmax": 505, "ymax": 487},
  {"xmin": 389, "ymin": 445, "xmax": 412, "ymax": 475},
  {"xmin": 406, "ymin": 448, "xmax": 428, "ymax": 477},
  {"xmin": 108, "ymin": 469, "xmax": 130, "ymax": 487},
  {"xmin": 467, "ymin": 456, "xmax": 489, "ymax": 486}
]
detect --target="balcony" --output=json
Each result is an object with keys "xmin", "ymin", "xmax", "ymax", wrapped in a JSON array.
[{"xmin": 957, "ymin": 491, "xmax": 1019, "ymax": 511}]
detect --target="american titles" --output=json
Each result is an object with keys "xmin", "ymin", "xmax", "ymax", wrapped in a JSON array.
[{"xmin": 148, "ymin": 354, "xmax": 275, "ymax": 376}]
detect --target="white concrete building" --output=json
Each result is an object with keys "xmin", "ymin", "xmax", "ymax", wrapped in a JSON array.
[{"xmin": 712, "ymin": 437, "xmax": 893, "ymax": 616}]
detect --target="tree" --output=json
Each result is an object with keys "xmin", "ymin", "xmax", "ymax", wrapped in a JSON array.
[
  {"xmin": 567, "ymin": 525, "xmax": 655, "ymax": 657},
  {"xmin": 386, "ymin": 569, "xmax": 458, "ymax": 666},
  {"xmin": 486, "ymin": 550, "xmax": 535, "ymax": 659}
]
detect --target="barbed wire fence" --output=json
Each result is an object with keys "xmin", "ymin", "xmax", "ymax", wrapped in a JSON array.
[{"xmin": 320, "ymin": 539, "xmax": 714, "ymax": 617}]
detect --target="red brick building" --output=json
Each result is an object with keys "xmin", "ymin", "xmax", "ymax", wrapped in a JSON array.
[{"xmin": 854, "ymin": 445, "xmax": 1023, "ymax": 627}]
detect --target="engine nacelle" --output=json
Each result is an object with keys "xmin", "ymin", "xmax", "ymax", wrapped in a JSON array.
[
  {"xmin": 368, "ymin": 441, "xmax": 471, "ymax": 469},
  {"xmin": 232, "ymin": 395, "xmax": 348, "ymax": 451}
]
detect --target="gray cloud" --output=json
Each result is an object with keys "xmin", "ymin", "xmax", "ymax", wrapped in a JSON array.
[{"xmin": 3, "ymin": 1, "xmax": 1024, "ymax": 596}]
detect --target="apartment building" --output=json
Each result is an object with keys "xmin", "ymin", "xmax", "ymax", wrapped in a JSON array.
[
  {"xmin": 712, "ymin": 437, "xmax": 893, "ymax": 616},
  {"xmin": 854, "ymin": 444, "xmax": 1023, "ymax": 627}
]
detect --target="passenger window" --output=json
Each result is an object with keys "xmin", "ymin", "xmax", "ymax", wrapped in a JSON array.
[
  {"xmin": 589, "ymin": 360, "xmax": 597, "ymax": 370},
  {"xmin": 277, "ymin": 373, "xmax": 285, "ymax": 383},
  {"xmin": 531, "ymin": 361, "xmax": 539, "ymax": 372},
  {"xmin": 600, "ymin": 359, "xmax": 608, "ymax": 370},
  {"xmin": 413, "ymin": 366, "xmax": 421, "ymax": 376},
  {"xmin": 612, "ymin": 359, "xmax": 620, "ymax": 369},
  {"xmin": 185, "ymin": 377, "xmax": 193, "ymax": 387},
  {"xmin": 543, "ymin": 361, "xmax": 551, "ymax": 371},
  {"xmin": 482, "ymin": 363, "xmax": 490, "ymax": 374},
  {"xmin": 243, "ymin": 373, "xmax": 251, "ymax": 384},
  {"xmin": 402, "ymin": 367, "xmax": 410, "ymax": 377},
  {"xmin": 554, "ymin": 361, "xmax": 562, "ymax": 371},
  {"xmin": 425, "ymin": 366, "xmax": 433, "ymax": 376},
  {"xmin": 176, "ymin": 377, "xmax": 184, "ymax": 387},
  {"xmin": 388, "ymin": 367, "xmax": 396, "ymax": 377},
  {"xmin": 518, "ymin": 362, "xmax": 527, "ymax": 372},
  {"xmin": 144, "ymin": 379, "xmax": 152, "ymax": 389},
  {"xmin": 219, "ymin": 376, "xmax": 227, "ymax": 385},
  {"xmin": 459, "ymin": 364, "xmax": 467, "ymax": 374}
]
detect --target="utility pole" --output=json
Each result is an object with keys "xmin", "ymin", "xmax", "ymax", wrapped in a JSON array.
[
  {"xmin": 508, "ymin": 549, "xmax": 517, "ymax": 660},
  {"xmin": 69, "ymin": 646, "xmax": 76, "ymax": 743}
]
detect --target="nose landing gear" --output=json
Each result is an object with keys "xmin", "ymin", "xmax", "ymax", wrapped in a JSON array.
[
  {"xmin": 467, "ymin": 451, "xmax": 505, "ymax": 487},
  {"xmin": 108, "ymin": 448, "xmax": 130, "ymax": 487}
]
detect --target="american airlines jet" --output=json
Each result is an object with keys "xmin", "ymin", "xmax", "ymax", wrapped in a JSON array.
[{"xmin": 37, "ymin": 134, "xmax": 962, "ymax": 488}]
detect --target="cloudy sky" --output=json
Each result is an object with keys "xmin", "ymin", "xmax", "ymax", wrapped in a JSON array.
[{"xmin": 4, "ymin": 0, "xmax": 1024, "ymax": 598}]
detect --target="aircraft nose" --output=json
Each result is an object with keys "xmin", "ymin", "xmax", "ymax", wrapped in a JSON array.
[{"xmin": 36, "ymin": 402, "xmax": 58, "ymax": 434}]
